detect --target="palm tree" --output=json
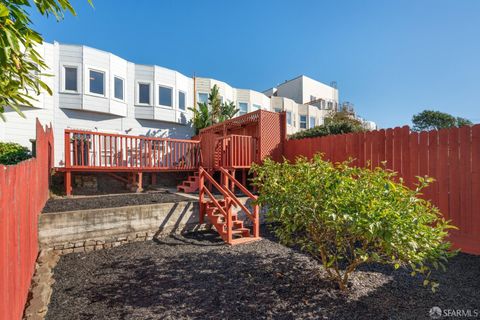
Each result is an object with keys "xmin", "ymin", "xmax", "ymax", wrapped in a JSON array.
[
  {"xmin": 220, "ymin": 101, "xmax": 239, "ymax": 122},
  {"xmin": 189, "ymin": 102, "xmax": 212, "ymax": 135},
  {"xmin": 189, "ymin": 84, "xmax": 240, "ymax": 134},
  {"xmin": 208, "ymin": 84, "xmax": 222, "ymax": 124}
]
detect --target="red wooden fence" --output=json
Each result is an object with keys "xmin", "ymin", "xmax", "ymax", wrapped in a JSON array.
[
  {"xmin": 0, "ymin": 120, "xmax": 54, "ymax": 320},
  {"xmin": 284, "ymin": 125, "xmax": 480, "ymax": 255}
]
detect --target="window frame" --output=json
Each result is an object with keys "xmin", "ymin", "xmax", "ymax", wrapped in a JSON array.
[
  {"xmin": 238, "ymin": 102, "xmax": 248, "ymax": 115},
  {"xmin": 61, "ymin": 63, "xmax": 81, "ymax": 94},
  {"xmin": 136, "ymin": 81, "xmax": 153, "ymax": 106},
  {"xmin": 157, "ymin": 84, "xmax": 173, "ymax": 108},
  {"xmin": 85, "ymin": 67, "xmax": 107, "ymax": 98},
  {"xmin": 178, "ymin": 90, "xmax": 186, "ymax": 111},
  {"xmin": 113, "ymin": 76, "xmax": 125, "ymax": 102},
  {"xmin": 286, "ymin": 111, "xmax": 292, "ymax": 125},
  {"xmin": 299, "ymin": 115, "xmax": 307, "ymax": 129},
  {"xmin": 197, "ymin": 92, "xmax": 209, "ymax": 105},
  {"xmin": 309, "ymin": 116, "xmax": 316, "ymax": 128}
]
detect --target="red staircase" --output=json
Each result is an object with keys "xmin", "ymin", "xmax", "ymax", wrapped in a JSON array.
[
  {"xmin": 177, "ymin": 172, "xmax": 200, "ymax": 193},
  {"xmin": 199, "ymin": 166, "xmax": 260, "ymax": 245}
]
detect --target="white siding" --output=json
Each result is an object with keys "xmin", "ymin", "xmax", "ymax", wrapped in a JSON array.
[{"xmin": 1, "ymin": 42, "xmax": 194, "ymax": 167}]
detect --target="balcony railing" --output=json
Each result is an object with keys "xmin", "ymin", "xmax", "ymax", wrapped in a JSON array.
[
  {"xmin": 214, "ymin": 134, "xmax": 257, "ymax": 169},
  {"xmin": 64, "ymin": 129, "xmax": 200, "ymax": 171}
]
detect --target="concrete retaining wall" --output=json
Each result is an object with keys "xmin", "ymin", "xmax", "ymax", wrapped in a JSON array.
[{"xmin": 39, "ymin": 197, "xmax": 266, "ymax": 255}]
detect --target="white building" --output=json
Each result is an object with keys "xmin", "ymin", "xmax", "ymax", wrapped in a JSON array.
[
  {"xmin": 1, "ymin": 42, "xmax": 194, "ymax": 167},
  {"xmin": 0, "ymin": 42, "xmax": 375, "ymax": 167}
]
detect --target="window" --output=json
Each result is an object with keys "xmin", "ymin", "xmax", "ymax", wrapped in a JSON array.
[
  {"xmin": 310, "ymin": 95, "xmax": 316, "ymax": 102},
  {"xmin": 274, "ymin": 108, "xmax": 282, "ymax": 113},
  {"xmin": 158, "ymin": 86, "xmax": 173, "ymax": 107},
  {"xmin": 239, "ymin": 102, "xmax": 248, "ymax": 115},
  {"xmin": 327, "ymin": 101, "xmax": 333, "ymax": 110},
  {"xmin": 300, "ymin": 115, "xmax": 307, "ymax": 129},
  {"xmin": 64, "ymin": 67, "xmax": 78, "ymax": 92},
  {"xmin": 138, "ymin": 83, "xmax": 151, "ymax": 105},
  {"xmin": 252, "ymin": 104, "xmax": 261, "ymax": 111},
  {"xmin": 293, "ymin": 113, "xmax": 296, "ymax": 126},
  {"xmin": 114, "ymin": 77, "xmax": 124, "ymax": 101},
  {"xmin": 198, "ymin": 93, "xmax": 208, "ymax": 104},
  {"xmin": 89, "ymin": 70, "xmax": 105, "ymax": 95},
  {"xmin": 178, "ymin": 91, "xmax": 186, "ymax": 110},
  {"xmin": 310, "ymin": 116, "xmax": 316, "ymax": 128},
  {"xmin": 286, "ymin": 111, "xmax": 292, "ymax": 125}
]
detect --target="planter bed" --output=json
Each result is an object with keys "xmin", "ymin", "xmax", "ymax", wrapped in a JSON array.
[
  {"xmin": 46, "ymin": 228, "xmax": 480, "ymax": 320},
  {"xmin": 42, "ymin": 191, "xmax": 194, "ymax": 213}
]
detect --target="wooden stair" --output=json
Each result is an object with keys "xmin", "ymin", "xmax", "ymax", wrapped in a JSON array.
[
  {"xmin": 204, "ymin": 199, "xmax": 259, "ymax": 245},
  {"xmin": 177, "ymin": 172, "xmax": 199, "ymax": 193}
]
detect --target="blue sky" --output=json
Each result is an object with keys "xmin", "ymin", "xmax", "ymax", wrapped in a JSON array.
[{"xmin": 29, "ymin": 0, "xmax": 480, "ymax": 128}]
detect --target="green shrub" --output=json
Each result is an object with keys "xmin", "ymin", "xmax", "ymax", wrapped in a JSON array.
[
  {"xmin": 289, "ymin": 120, "xmax": 364, "ymax": 140},
  {"xmin": 0, "ymin": 142, "xmax": 31, "ymax": 165},
  {"xmin": 252, "ymin": 155, "xmax": 456, "ymax": 291}
]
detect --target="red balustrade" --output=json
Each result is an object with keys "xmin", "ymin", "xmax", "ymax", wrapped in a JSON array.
[
  {"xmin": 64, "ymin": 129, "xmax": 200, "ymax": 171},
  {"xmin": 215, "ymin": 134, "xmax": 257, "ymax": 169}
]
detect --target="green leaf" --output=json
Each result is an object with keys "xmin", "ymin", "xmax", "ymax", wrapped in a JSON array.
[{"xmin": 0, "ymin": 3, "xmax": 9, "ymax": 17}]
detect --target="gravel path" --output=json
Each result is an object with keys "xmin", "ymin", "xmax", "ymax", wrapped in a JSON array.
[
  {"xmin": 47, "ymin": 229, "xmax": 480, "ymax": 320},
  {"xmin": 42, "ymin": 191, "xmax": 194, "ymax": 213}
]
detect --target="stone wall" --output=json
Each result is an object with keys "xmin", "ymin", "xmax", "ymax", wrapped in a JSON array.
[
  {"xmin": 39, "ymin": 197, "xmax": 267, "ymax": 255},
  {"xmin": 39, "ymin": 201, "xmax": 199, "ymax": 255}
]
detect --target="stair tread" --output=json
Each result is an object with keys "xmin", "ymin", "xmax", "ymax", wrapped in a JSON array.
[{"xmin": 229, "ymin": 237, "xmax": 262, "ymax": 245}]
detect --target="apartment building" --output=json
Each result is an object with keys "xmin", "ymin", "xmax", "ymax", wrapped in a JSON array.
[{"xmin": 0, "ymin": 42, "xmax": 375, "ymax": 166}]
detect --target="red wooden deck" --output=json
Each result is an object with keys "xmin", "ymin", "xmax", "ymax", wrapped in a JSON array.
[{"xmin": 60, "ymin": 110, "xmax": 287, "ymax": 195}]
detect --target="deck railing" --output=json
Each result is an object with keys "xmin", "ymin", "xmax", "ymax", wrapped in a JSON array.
[
  {"xmin": 215, "ymin": 134, "xmax": 257, "ymax": 169},
  {"xmin": 64, "ymin": 129, "xmax": 200, "ymax": 170}
]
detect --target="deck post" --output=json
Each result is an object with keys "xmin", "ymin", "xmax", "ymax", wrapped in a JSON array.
[
  {"xmin": 230, "ymin": 169, "xmax": 235, "ymax": 193},
  {"xmin": 253, "ymin": 205, "xmax": 260, "ymax": 238},
  {"xmin": 242, "ymin": 169, "xmax": 247, "ymax": 188},
  {"xmin": 64, "ymin": 130, "xmax": 72, "ymax": 196},
  {"xmin": 199, "ymin": 168, "xmax": 205, "ymax": 224},
  {"xmin": 65, "ymin": 171, "xmax": 71, "ymax": 196},
  {"xmin": 137, "ymin": 172, "xmax": 143, "ymax": 192},
  {"xmin": 151, "ymin": 173, "xmax": 157, "ymax": 186},
  {"xmin": 226, "ymin": 197, "xmax": 233, "ymax": 244}
]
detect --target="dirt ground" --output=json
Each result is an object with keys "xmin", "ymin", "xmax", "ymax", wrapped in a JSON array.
[
  {"xmin": 46, "ymin": 228, "xmax": 480, "ymax": 320},
  {"xmin": 42, "ymin": 191, "xmax": 194, "ymax": 213}
]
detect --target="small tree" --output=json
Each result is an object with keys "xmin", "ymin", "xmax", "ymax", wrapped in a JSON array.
[
  {"xmin": 0, "ymin": 0, "xmax": 92, "ymax": 121},
  {"xmin": 412, "ymin": 110, "xmax": 472, "ymax": 131},
  {"xmin": 252, "ymin": 155, "xmax": 456, "ymax": 291}
]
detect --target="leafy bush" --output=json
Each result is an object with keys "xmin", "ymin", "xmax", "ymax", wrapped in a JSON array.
[
  {"xmin": 289, "ymin": 120, "xmax": 363, "ymax": 140},
  {"xmin": 0, "ymin": 142, "xmax": 31, "ymax": 165},
  {"xmin": 252, "ymin": 155, "xmax": 456, "ymax": 291},
  {"xmin": 289, "ymin": 109, "xmax": 366, "ymax": 140}
]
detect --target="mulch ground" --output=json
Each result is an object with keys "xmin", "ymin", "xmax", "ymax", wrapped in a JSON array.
[
  {"xmin": 42, "ymin": 191, "xmax": 194, "ymax": 213},
  {"xmin": 47, "ymin": 228, "xmax": 480, "ymax": 320}
]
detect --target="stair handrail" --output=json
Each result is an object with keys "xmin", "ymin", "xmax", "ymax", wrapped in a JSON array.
[
  {"xmin": 199, "ymin": 166, "xmax": 235, "ymax": 243},
  {"xmin": 219, "ymin": 167, "xmax": 260, "ymax": 238},
  {"xmin": 199, "ymin": 167, "xmax": 231, "ymax": 216}
]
